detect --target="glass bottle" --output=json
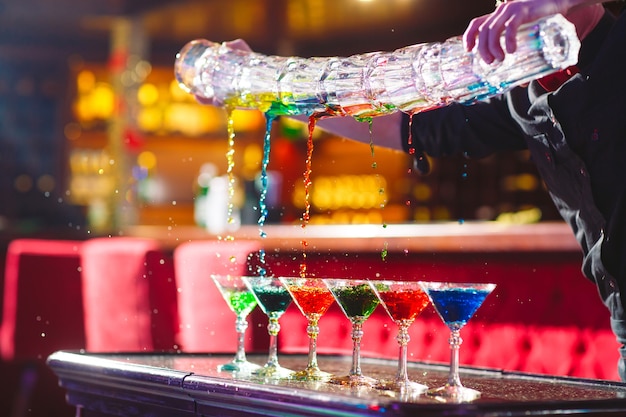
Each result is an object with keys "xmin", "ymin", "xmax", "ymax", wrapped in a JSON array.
[{"xmin": 175, "ymin": 14, "xmax": 579, "ymax": 118}]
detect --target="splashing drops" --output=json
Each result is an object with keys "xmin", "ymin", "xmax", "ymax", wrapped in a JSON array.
[
  {"xmin": 225, "ymin": 107, "xmax": 238, "ymax": 223},
  {"xmin": 381, "ymin": 242, "xmax": 388, "ymax": 262}
]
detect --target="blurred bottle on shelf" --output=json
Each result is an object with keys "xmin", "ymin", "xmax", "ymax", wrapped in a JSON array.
[{"xmin": 194, "ymin": 163, "xmax": 241, "ymax": 233}]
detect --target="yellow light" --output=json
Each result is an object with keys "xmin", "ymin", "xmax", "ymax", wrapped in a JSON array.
[
  {"xmin": 76, "ymin": 70, "xmax": 96, "ymax": 94},
  {"xmin": 137, "ymin": 151, "xmax": 157, "ymax": 170},
  {"xmin": 170, "ymin": 79, "xmax": 191, "ymax": 102},
  {"xmin": 231, "ymin": 109, "xmax": 264, "ymax": 132},
  {"xmin": 413, "ymin": 206, "xmax": 431, "ymax": 222},
  {"xmin": 412, "ymin": 183, "xmax": 432, "ymax": 201},
  {"xmin": 164, "ymin": 103, "xmax": 225, "ymax": 135},
  {"xmin": 73, "ymin": 96, "xmax": 94, "ymax": 122},
  {"xmin": 90, "ymin": 83, "xmax": 115, "ymax": 119},
  {"xmin": 137, "ymin": 107, "xmax": 163, "ymax": 132},
  {"xmin": 516, "ymin": 173, "xmax": 539, "ymax": 191},
  {"xmin": 137, "ymin": 83, "xmax": 159, "ymax": 106}
]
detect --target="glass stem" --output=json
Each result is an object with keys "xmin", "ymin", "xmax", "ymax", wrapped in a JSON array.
[
  {"xmin": 396, "ymin": 322, "xmax": 411, "ymax": 383},
  {"xmin": 349, "ymin": 317, "xmax": 365, "ymax": 377},
  {"xmin": 306, "ymin": 315, "xmax": 321, "ymax": 371},
  {"xmin": 266, "ymin": 314, "xmax": 281, "ymax": 368},
  {"xmin": 448, "ymin": 329, "xmax": 463, "ymax": 387},
  {"xmin": 233, "ymin": 315, "xmax": 248, "ymax": 363}
]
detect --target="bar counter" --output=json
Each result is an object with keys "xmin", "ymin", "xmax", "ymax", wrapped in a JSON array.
[
  {"xmin": 123, "ymin": 221, "xmax": 580, "ymax": 253},
  {"xmin": 48, "ymin": 351, "xmax": 626, "ymax": 417}
]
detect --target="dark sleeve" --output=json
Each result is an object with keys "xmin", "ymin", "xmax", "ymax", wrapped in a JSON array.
[{"xmin": 401, "ymin": 92, "xmax": 528, "ymax": 161}]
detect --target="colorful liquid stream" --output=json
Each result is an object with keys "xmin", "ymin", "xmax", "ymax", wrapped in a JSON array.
[
  {"xmin": 222, "ymin": 101, "xmax": 278, "ymax": 276},
  {"xmin": 223, "ymin": 98, "xmax": 393, "ymax": 277},
  {"xmin": 300, "ymin": 117, "xmax": 316, "ymax": 278}
]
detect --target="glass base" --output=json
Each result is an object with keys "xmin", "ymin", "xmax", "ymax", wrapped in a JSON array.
[
  {"xmin": 375, "ymin": 379, "xmax": 428, "ymax": 394},
  {"xmin": 329, "ymin": 374, "xmax": 377, "ymax": 387},
  {"xmin": 217, "ymin": 360, "xmax": 261, "ymax": 374},
  {"xmin": 252, "ymin": 364, "xmax": 293, "ymax": 380},
  {"xmin": 290, "ymin": 367, "xmax": 332, "ymax": 382},
  {"xmin": 426, "ymin": 384, "xmax": 481, "ymax": 403}
]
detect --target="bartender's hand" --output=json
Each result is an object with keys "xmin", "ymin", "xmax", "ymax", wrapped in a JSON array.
[
  {"xmin": 463, "ymin": 0, "xmax": 571, "ymax": 64},
  {"xmin": 194, "ymin": 39, "xmax": 252, "ymax": 106}
]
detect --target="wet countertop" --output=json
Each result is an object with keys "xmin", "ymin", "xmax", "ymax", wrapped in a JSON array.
[{"xmin": 48, "ymin": 351, "xmax": 626, "ymax": 417}]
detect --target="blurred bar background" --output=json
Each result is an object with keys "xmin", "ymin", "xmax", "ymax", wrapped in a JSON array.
[{"xmin": 0, "ymin": 0, "xmax": 570, "ymax": 239}]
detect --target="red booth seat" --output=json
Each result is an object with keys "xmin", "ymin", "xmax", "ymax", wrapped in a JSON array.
[
  {"xmin": 81, "ymin": 237, "xmax": 179, "ymax": 352},
  {"xmin": 173, "ymin": 239, "xmax": 263, "ymax": 353},
  {"xmin": 0, "ymin": 239, "xmax": 85, "ymax": 361},
  {"xmin": 0, "ymin": 238, "xmax": 85, "ymax": 417}
]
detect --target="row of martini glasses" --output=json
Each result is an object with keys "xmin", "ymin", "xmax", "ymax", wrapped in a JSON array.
[{"xmin": 211, "ymin": 275, "xmax": 495, "ymax": 403}]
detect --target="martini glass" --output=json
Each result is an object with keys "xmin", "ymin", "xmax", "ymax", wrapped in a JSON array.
[
  {"xmin": 210, "ymin": 274, "xmax": 260, "ymax": 374},
  {"xmin": 279, "ymin": 277, "xmax": 336, "ymax": 381},
  {"xmin": 419, "ymin": 281, "xmax": 496, "ymax": 402},
  {"xmin": 242, "ymin": 276, "xmax": 293, "ymax": 379},
  {"xmin": 325, "ymin": 279, "xmax": 380, "ymax": 386},
  {"xmin": 370, "ymin": 280, "xmax": 430, "ymax": 393}
]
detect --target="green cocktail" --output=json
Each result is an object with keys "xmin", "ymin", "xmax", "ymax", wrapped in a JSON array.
[
  {"xmin": 210, "ymin": 275, "xmax": 260, "ymax": 374},
  {"xmin": 325, "ymin": 279, "xmax": 380, "ymax": 386}
]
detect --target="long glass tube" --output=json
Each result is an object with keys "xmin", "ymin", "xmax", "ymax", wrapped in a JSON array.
[{"xmin": 175, "ymin": 14, "xmax": 579, "ymax": 118}]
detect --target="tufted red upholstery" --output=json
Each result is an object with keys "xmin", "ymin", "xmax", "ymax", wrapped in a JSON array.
[
  {"xmin": 81, "ymin": 237, "xmax": 178, "ymax": 352},
  {"xmin": 173, "ymin": 239, "xmax": 264, "ymax": 352}
]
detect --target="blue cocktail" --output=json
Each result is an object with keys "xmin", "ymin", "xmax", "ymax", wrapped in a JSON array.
[{"xmin": 419, "ymin": 281, "xmax": 495, "ymax": 402}]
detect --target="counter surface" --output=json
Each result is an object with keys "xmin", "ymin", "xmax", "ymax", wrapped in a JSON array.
[
  {"xmin": 123, "ymin": 221, "xmax": 580, "ymax": 253},
  {"xmin": 48, "ymin": 351, "xmax": 626, "ymax": 417}
]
